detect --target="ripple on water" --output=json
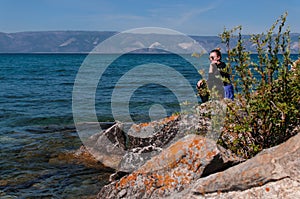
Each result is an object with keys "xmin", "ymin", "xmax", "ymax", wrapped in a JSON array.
[{"xmin": 0, "ymin": 125, "xmax": 114, "ymax": 198}]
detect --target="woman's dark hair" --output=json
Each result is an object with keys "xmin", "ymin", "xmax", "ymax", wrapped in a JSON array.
[{"xmin": 210, "ymin": 48, "xmax": 222, "ymax": 60}]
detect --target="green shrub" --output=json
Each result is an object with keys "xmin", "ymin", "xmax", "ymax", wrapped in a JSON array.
[{"xmin": 218, "ymin": 12, "xmax": 300, "ymax": 158}]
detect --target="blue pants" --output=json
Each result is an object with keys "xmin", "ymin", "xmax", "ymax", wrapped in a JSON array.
[{"xmin": 224, "ymin": 84, "xmax": 234, "ymax": 100}]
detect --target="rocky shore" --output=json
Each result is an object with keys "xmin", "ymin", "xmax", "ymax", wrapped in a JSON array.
[{"xmin": 75, "ymin": 102, "xmax": 300, "ymax": 198}]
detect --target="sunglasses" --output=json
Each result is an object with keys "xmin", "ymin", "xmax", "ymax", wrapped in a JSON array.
[{"xmin": 209, "ymin": 56, "xmax": 216, "ymax": 60}]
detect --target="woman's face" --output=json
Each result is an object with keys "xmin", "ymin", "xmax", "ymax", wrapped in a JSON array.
[{"xmin": 209, "ymin": 52, "xmax": 220, "ymax": 63}]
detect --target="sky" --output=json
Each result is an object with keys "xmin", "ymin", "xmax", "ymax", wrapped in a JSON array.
[{"xmin": 0, "ymin": 0, "xmax": 299, "ymax": 36}]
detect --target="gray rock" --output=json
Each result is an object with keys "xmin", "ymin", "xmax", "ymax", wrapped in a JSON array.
[
  {"xmin": 97, "ymin": 125, "xmax": 300, "ymax": 199},
  {"xmin": 189, "ymin": 177, "xmax": 300, "ymax": 199},
  {"xmin": 97, "ymin": 134, "xmax": 243, "ymax": 198},
  {"xmin": 80, "ymin": 111, "xmax": 215, "ymax": 173},
  {"xmin": 163, "ymin": 132, "xmax": 300, "ymax": 199},
  {"xmin": 166, "ymin": 177, "xmax": 300, "ymax": 199},
  {"xmin": 191, "ymin": 132, "xmax": 300, "ymax": 195}
]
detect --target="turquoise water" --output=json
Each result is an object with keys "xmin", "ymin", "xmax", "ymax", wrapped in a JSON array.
[{"xmin": 0, "ymin": 53, "xmax": 204, "ymax": 198}]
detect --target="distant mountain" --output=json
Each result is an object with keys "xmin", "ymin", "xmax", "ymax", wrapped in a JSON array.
[
  {"xmin": 0, "ymin": 31, "xmax": 117, "ymax": 53},
  {"xmin": 191, "ymin": 33, "xmax": 300, "ymax": 54},
  {"xmin": 0, "ymin": 31, "xmax": 299, "ymax": 53}
]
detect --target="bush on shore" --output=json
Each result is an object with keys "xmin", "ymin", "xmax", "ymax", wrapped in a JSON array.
[{"xmin": 216, "ymin": 12, "xmax": 300, "ymax": 159}]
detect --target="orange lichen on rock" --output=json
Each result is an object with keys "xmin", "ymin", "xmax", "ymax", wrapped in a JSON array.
[
  {"xmin": 173, "ymin": 170, "xmax": 185, "ymax": 178},
  {"xmin": 206, "ymin": 150, "xmax": 217, "ymax": 159},
  {"xmin": 114, "ymin": 135, "xmax": 230, "ymax": 196},
  {"xmin": 190, "ymin": 138, "xmax": 201, "ymax": 146},
  {"xmin": 145, "ymin": 173, "xmax": 178, "ymax": 191},
  {"xmin": 155, "ymin": 174, "xmax": 165, "ymax": 187},
  {"xmin": 161, "ymin": 174, "xmax": 176, "ymax": 189},
  {"xmin": 117, "ymin": 177, "xmax": 128, "ymax": 188},
  {"xmin": 131, "ymin": 121, "xmax": 152, "ymax": 132},
  {"xmin": 132, "ymin": 114, "xmax": 178, "ymax": 133},
  {"xmin": 180, "ymin": 175, "xmax": 192, "ymax": 185},
  {"xmin": 141, "ymin": 122, "xmax": 150, "ymax": 127},
  {"xmin": 160, "ymin": 114, "xmax": 179, "ymax": 124},
  {"xmin": 117, "ymin": 172, "xmax": 138, "ymax": 188},
  {"xmin": 139, "ymin": 140, "xmax": 187, "ymax": 172},
  {"xmin": 144, "ymin": 177, "xmax": 155, "ymax": 190}
]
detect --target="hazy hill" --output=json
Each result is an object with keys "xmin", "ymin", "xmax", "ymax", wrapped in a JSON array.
[
  {"xmin": 0, "ymin": 31, "xmax": 299, "ymax": 53},
  {"xmin": 0, "ymin": 31, "xmax": 117, "ymax": 53}
]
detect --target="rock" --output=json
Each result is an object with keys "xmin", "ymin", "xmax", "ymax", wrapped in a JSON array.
[
  {"xmin": 157, "ymin": 132, "xmax": 300, "ymax": 199},
  {"xmin": 97, "ymin": 125, "xmax": 300, "ymax": 199},
  {"xmin": 81, "ymin": 115, "xmax": 182, "ymax": 171},
  {"xmin": 76, "ymin": 99, "xmax": 228, "ymax": 174},
  {"xmin": 163, "ymin": 132, "xmax": 300, "ymax": 198},
  {"xmin": 97, "ymin": 134, "xmax": 243, "ymax": 198},
  {"xmin": 166, "ymin": 177, "xmax": 300, "ymax": 199},
  {"xmin": 93, "ymin": 101, "xmax": 300, "ymax": 198},
  {"xmin": 80, "ymin": 109, "xmax": 217, "ymax": 173},
  {"xmin": 84, "ymin": 122, "xmax": 128, "ymax": 169},
  {"xmin": 48, "ymin": 146, "xmax": 112, "ymax": 171},
  {"xmin": 188, "ymin": 177, "xmax": 300, "ymax": 199},
  {"xmin": 191, "ymin": 132, "xmax": 300, "ymax": 195}
]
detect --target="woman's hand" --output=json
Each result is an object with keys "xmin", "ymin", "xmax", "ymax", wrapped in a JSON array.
[{"xmin": 197, "ymin": 79, "xmax": 205, "ymax": 88}]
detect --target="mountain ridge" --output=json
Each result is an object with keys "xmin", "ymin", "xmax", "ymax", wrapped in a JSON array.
[{"xmin": 0, "ymin": 31, "xmax": 299, "ymax": 53}]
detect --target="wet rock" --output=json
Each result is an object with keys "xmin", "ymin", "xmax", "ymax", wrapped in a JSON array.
[
  {"xmin": 84, "ymin": 122, "xmax": 128, "ymax": 169},
  {"xmin": 48, "ymin": 145, "xmax": 113, "ymax": 171}
]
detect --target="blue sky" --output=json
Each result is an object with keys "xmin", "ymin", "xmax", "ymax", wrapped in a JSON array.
[{"xmin": 0, "ymin": 0, "xmax": 299, "ymax": 35}]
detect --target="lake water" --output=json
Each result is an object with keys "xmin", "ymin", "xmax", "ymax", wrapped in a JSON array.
[{"xmin": 0, "ymin": 53, "xmax": 206, "ymax": 198}]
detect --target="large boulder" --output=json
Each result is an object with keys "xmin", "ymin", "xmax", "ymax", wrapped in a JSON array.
[
  {"xmin": 74, "ymin": 100, "xmax": 228, "ymax": 174},
  {"xmin": 169, "ymin": 131, "xmax": 300, "ymax": 198},
  {"xmin": 191, "ymin": 132, "xmax": 300, "ymax": 197},
  {"xmin": 77, "ymin": 103, "xmax": 219, "ymax": 173},
  {"xmin": 97, "ymin": 134, "xmax": 243, "ymax": 198},
  {"xmin": 81, "ymin": 115, "xmax": 183, "ymax": 171}
]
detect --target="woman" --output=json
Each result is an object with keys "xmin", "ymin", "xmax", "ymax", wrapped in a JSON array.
[{"xmin": 197, "ymin": 48, "xmax": 234, "ymax": 101}]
